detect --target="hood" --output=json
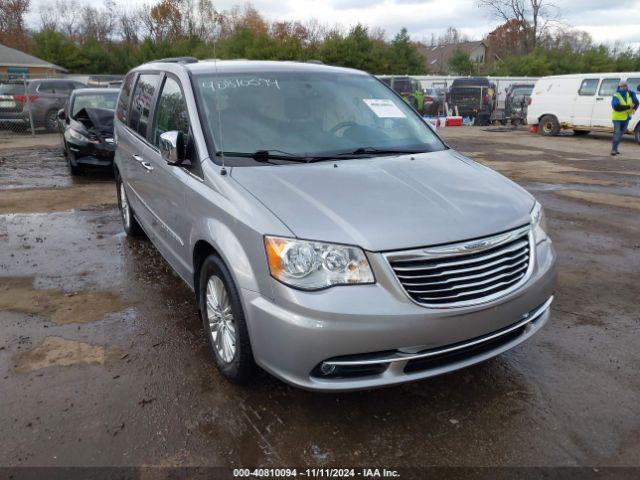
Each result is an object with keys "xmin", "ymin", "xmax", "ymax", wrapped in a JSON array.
[
  {"xmin": 72, "ymin": 107, "xmax": 114, "ymax": 135},
  {"xmin": 231, "ymin": 150, "xmax": 535, "ymax": 252}
]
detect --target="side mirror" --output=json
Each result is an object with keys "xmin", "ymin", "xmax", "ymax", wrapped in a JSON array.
[
  {"xmin": 57, "ymin": 109, "xmax": 66, "ymax": 120},
  {"xmin": 159, "ymin": 131, "xmax": 185, "ymax": 166}
]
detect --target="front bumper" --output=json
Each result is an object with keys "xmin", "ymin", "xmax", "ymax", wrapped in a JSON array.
[
  {"xmin": 66, "ymin": 134, "xmax": 115, "ymax": 167},
  {"xmin": 243, "ymin": 238, "xmax": 557, "ymax": 391}
]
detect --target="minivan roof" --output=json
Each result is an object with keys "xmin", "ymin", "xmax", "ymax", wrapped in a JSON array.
[{"xmin": 137, "ymin": 59, "xmax": 368, "ymax": 76}]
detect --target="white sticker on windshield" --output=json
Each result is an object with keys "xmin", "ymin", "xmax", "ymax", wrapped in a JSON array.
[{"xmin": 363, "ymin": 99, "xmax": 406, "ymax": 118}]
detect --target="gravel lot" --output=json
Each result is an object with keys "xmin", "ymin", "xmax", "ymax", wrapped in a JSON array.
[{"xmin": 0, "ymin": 128, "xmax": 639, "ymax": 470}]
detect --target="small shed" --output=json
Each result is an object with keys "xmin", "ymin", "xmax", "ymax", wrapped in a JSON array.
[{"xmin": 0, "ymin": 43, "xmax": 67, "ymax": 78}]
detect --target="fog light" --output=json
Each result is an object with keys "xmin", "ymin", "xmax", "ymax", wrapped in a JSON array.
[
  {"xmin": 320, "ymin": 363, "xmax": 336, "ymax": 376},
  {"xmin": 313, "ymin": 362, "xmax": 388, "ymax": 379}
]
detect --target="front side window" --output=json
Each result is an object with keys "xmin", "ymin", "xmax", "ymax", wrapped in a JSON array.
[
  {"xmin": 193, "ymin": 71, "xmax": 445, "ymax": 164},
  {"xmin": 57, "ymin": 82, "xmax": 74, "ymax": 94},
  {"xmin": 71, "ymin": 92, "xmax": 118, "ymax": 116},
  {"xmin": 599, "ymin": 78, "xmax": 620, "ymax": 97},
  {"xmin": 152, "ymin": 77, "xmax": 190, "ymax": 147},
  {"xmin": 129, "ymin": 73, "xmax": 160, "ymax": 138}
]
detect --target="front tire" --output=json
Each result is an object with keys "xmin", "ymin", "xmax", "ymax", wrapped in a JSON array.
[
  {"xmin": 198, "ymin": 254, "xmax": 255, "ymax": 383},
  {"xmin": 635, "ymin": 125, "xmax": 640, "ymax": 145},
  {"xmin": 116, "ymin": 172, "xmax": 144, "ymax": 237},
  {"xmin": 539, "ymin": 115, "xmax": 560, "ymax": 136},
  {"xmin": 67, "ymin": 151, "xmax": 83, "ymax": 176}
]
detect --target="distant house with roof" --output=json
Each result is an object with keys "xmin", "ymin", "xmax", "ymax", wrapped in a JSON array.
[
  {"xmin": 0, "ymin": 43, "xmax": 67, "ymax": 78},
  {"xmin": 417, "ymin": 40, "xmax": 499, "ymax": 74}
]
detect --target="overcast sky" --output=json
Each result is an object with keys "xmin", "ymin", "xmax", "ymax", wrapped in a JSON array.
[{"xmin": 28, "ymin": 0, "xmax": 640, "ymax": 47}]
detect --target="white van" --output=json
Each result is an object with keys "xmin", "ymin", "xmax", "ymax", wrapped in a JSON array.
[{"xmin": 527, "ymin": 73, "xmax": 640, "ymax": 144}]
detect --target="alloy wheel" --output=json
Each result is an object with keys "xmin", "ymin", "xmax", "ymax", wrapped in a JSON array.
[{"xmin": 205, "ymin": 275, "xmax": 237, "ymax": 364}]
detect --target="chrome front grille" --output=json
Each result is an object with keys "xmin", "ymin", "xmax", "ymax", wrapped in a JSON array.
[{"xmin": 385, "ymin": 225, "xmax": 533, "ymax": 308}]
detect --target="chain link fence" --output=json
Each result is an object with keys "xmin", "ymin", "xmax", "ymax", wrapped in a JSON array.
[
  {"xmin": 0, "ymin": 73, "xmax": 67, "ymax": 136},
  {"xmin": 0, "ymin": 74, "xmax": 121, "ymax": 139}
]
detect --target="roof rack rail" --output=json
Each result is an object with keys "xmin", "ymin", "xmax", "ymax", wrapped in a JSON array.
[
  {"xmin": 306, "ymin": 60, "xmax": 324, "ymax": 65},
  {"xmin": 148, "ymin": 57, "xmax": 199, "ymax": 64}
]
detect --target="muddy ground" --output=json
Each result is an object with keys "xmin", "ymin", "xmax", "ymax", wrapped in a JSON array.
[{"xmin": 0, "ymin": 129, "xmax": 639, "ymax": 469}]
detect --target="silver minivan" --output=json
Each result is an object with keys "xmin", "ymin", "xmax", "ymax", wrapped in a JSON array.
[{"xmin": 114, "ymin": 59, "xmax": 557, "ymax": 391}]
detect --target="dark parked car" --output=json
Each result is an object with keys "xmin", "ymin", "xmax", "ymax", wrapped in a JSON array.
[
  {"xmin": 504, "ymin": 83, "xmax": 534, "ymax": 126},
  {"xmin": 0, "ymin": 80, "xmax": 27, "ymax": 130},
  {"xmin": 423, "ymin": 87, "xmax": 446, "ymax": 116},
  {"xmin": 21, "ymin": 79, "xmax": 86, "ymax": 132},
  {"xmin": 58, "ymin": 88, "xmax": 119, "ymax": 175},
  {"xmin": 448, "ymin": 77, "xmax": 496, "ymax": 124}
]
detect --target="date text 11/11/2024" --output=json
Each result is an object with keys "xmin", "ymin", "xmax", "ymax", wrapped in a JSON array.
[{"xmin": 232, "ymin": 468, "xmax": 401, "ymax": 478}]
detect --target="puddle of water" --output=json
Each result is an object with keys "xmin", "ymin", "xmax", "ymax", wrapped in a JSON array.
[
  {"xmin": 0, "ymin": 277, "xmax": 128, "ymax": 325},
  {"xmin": 13, "ymin": 336, "xmax": 111, "ymax": 372},
  {"xmin": 0, "ymin": 184, "xmax": 116, "ymax": 214}
]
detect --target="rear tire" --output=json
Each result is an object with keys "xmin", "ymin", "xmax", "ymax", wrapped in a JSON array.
[
  {"xmin": 198, "ymin": 254, "xmax": 255, "ymax": 383},
  {"xmin": 115, "ymin": 171, "xmax": 144, "ymax": 237},
  {"xmin": 44, "ymin": 109, "xmax": 59, "ymax": 133},
  {"xmin": 539, "ymin": 115, "xmax": 560, "ymax": 136},
  {"xmin": 635, "ymin": 125, "xmax": 640, "ymax": 145},
  {"xmin": 573, "ymin": 129, "xmax": 590, "ymax": 136}
]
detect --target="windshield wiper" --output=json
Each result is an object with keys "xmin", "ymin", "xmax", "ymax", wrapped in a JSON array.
[
  {"xmin": 217, "ymin": 150, "xmax": 362, "ymax": 164},
  {"xmin": 339, "ymin": 147, "xmax": 430, "ymax": 156},
  {"xmin": 217, "ymin": 150, "xmax": 310, "ymax": 163}
]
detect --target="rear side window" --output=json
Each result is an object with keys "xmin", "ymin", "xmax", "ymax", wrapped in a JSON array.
[
  {"xmin": 38, "ymin": 82, "xmax": 55, "ymax": 93},
  {"xmin": 599, "ymin": 78, "xmax": 620, "ymax": 96},
  {"xmin": 116, "ymin": 72, "xmax": 136, "ymax": 124},
  {"xmin": 128, "ymin": 73, "xmax": 160, "ymax": 139},
  {"xmin": 578, "ymin": 79, "xmax": 599, "ymax": 96}
]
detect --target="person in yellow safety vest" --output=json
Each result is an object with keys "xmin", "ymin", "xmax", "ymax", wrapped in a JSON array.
[{"xmin": 611, "ymin": 80, "xmax": 638, "ymax": 156}]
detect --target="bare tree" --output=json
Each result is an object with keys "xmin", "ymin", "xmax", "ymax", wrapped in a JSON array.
[
  {"xmin": 38, "ymin": 0, "xmax": 83, "ymax": 38},
  {"xmin": 437, "ymin": 27, "xmax": 468, "ymax": 46},
  {"xmin": 119, "ymin": 9, "xmax": 142, "ymax": 45},
  {"xmin": 476, "ymin": 0, "xmax": 559, "ymax": 51},
  {"xmin": 79, "ymin": 0, "xmax": 116, "ymax": 43},
  {"xmin": 0, "ymin": 0, "xmax": 30, "ymax": 50}
]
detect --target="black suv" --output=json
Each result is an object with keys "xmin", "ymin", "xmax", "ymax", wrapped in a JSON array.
[{"xmin": 448, "ymin": 77, "xmax": 496, "ymax": 124}]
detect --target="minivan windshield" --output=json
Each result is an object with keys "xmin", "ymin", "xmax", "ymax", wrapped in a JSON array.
[{"xmin": 193, "ymin": 71, "xmax": 445, "ymax": 162}]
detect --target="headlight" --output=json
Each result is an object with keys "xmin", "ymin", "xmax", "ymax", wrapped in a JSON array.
[
  {"xmin": 264, "ymin": 236, "xmax": 374, "ymax": 290},
  {"xmin": 68, "ymin": 128, "xmax": 90, "ymax": 142},
  {"xmin": 530, "ymin": 201, "xmax": 548, "ymax": 243}
]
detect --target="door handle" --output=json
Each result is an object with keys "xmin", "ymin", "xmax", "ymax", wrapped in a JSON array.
[
  {"xmin": 596, "ymin": 97, "xmax": 604, "ymax": 101},
  {"xmin": 140, "ymin": 161, "xmax": 154, "ymax": 172},
  {"xmin": 132, "ymin": 154, "xmax": 153, "ymax": 172}
]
